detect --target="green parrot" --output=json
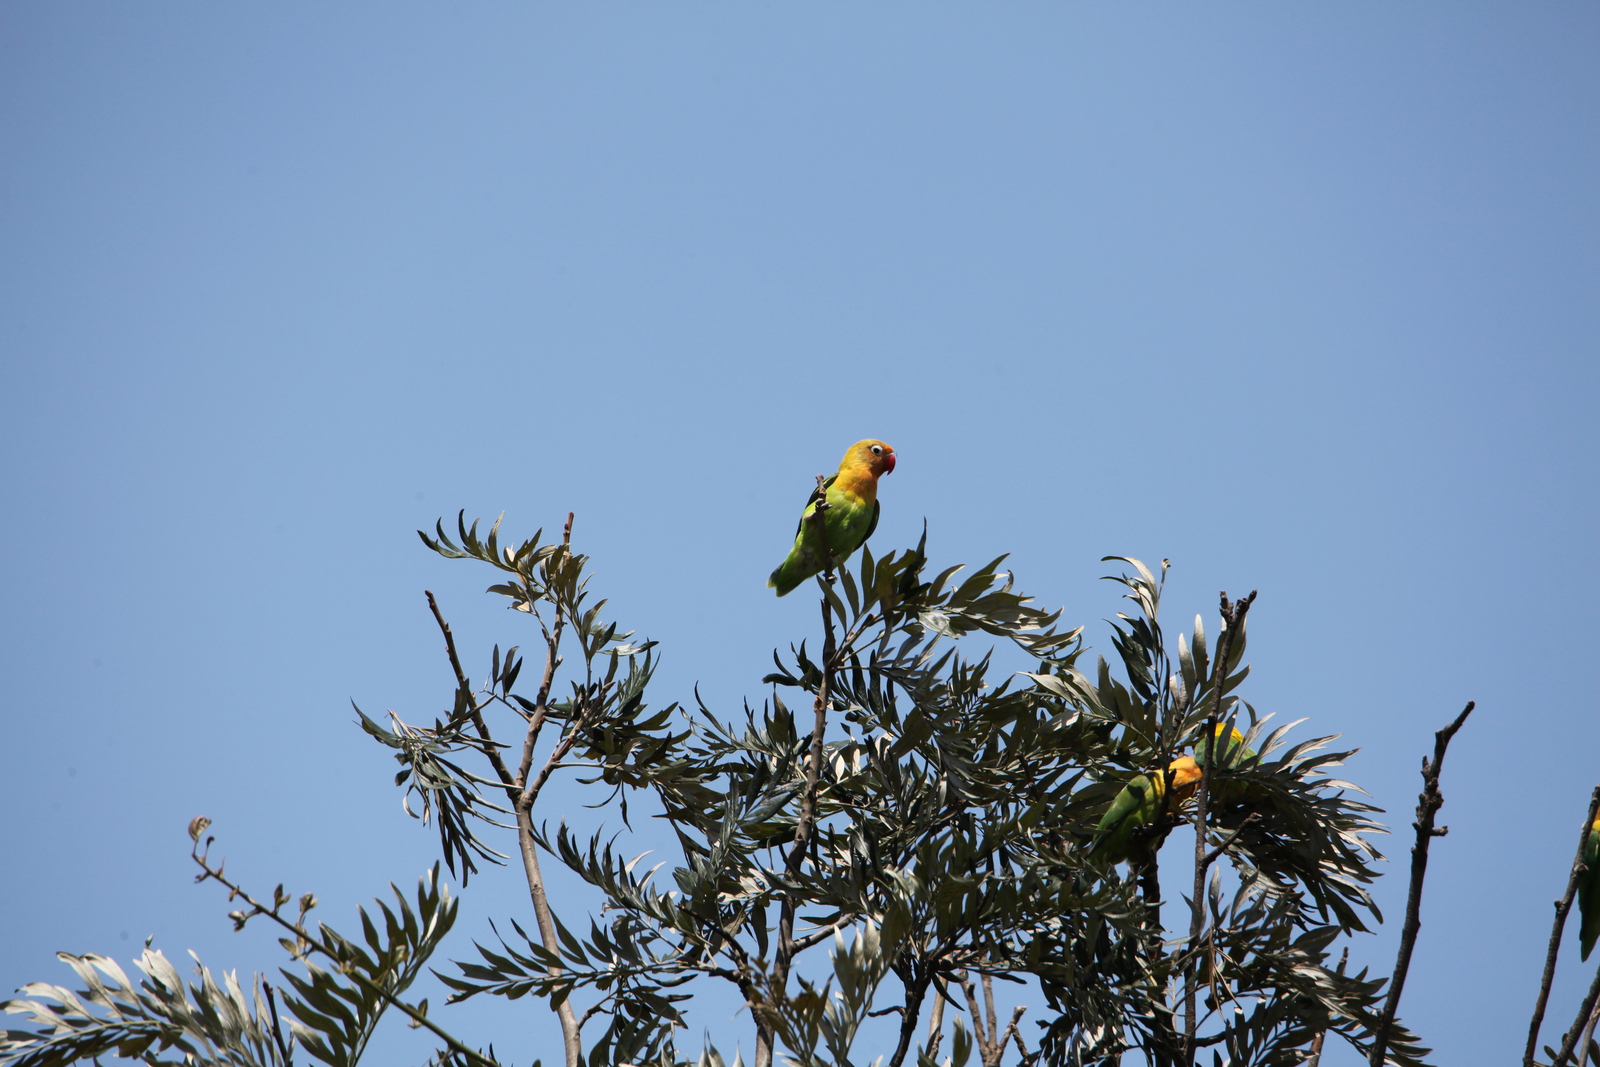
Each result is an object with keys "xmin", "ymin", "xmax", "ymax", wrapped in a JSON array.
[
  {"xmin": 1580, "ymin": 817, "xmax": 1600, "ymax": 960},
  {"xmin": 1092, "ymin": 756, "xmax": 1201, "ymax": 865},
  {"xmin": 1092, "ymin": 726, "xmax": 1261, "ymax": 865},
  {"xmin": 1192, "ymin": 723, "xmax": 1258, "ymax": 808},
  {"xmin": 768, "ymin": 439, "xmax": 896, "ymax": 597}
]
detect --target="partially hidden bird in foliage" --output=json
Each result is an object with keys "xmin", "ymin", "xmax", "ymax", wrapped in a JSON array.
[
  {"xmin": 1193, "ymin": 723, "xmax": 1258, "ymax": 808},
  {"xmin": 1091, "ymin": 725, "xmax": 1253, "ymax": 865},
  {"xmin": 1092, "ymin": 756, "xmax": 1203, "ymax": 866},
  {"xmin": 1579, "ymin": 816, "xmax": 1600, "ymax": 960},
  {"xmin": 768, "ymin": 439, "xmax": 896, "ymax": 597}
]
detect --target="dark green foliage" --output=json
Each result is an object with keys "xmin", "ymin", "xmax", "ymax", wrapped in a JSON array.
[
  {"xmin": 2, "ymin": 515, "xmax": 1431, "ymax": 1067},
  {"xmin": 0, "ymin": 870, "xmax": 494, "ymax": 1067}
]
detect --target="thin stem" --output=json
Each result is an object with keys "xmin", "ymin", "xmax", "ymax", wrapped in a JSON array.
[
  {"xmin": 1306, "ymin": 1029, "xmax": 1327, "ymax": 1067},
  {"xmin": 1369, "ymin": 700, "xmax": 1475, "ymax": 1067},
  {"xmin": 1200, "ymin": 814, "xmax": 1259, "ymax": 868},
  {"xmin": 761, "ymin": 480, "xmax": 836, "ymax": 1067},
  {"xmin": 510, "ymin": 513, "xmax": 581, "ymax": 1067},
  {"xmin": 997, "ymin": 1007, "xmax": 1027, "ymax": 1065},
  {"xmin": 959, "ymin": 975, "xmax": 989, "ymax": 1059},
  {"xmin": 262, "ymin": 981, "xmax": 293, "ymax": 1067},
  {"xmin": 190, "ymin": 846, "xmax": 496, "ymax": 1067},
  {"xmin": 1526, "ymin": 784, "xmax": 1600, "ymax": 1067},
  {"xmin": 515, "ymin": 513, "xmax": 574, "ymax": 797},
  {"xmin": 426, "ymin": 591, "xmax": 518, "ymax": 804},
  {"xmin": 1136, "ymin": 856, "xmax": 1177, "ymax": 1067},
  {"xmin": 1557, "ymin": 962, "xmax": 1600, "ymax": 1066},
  {"xmin": 791, "ymin": 917, "xmax": 854, "ymax": 953},
  {"xmin": 983, "ymin": 974, "xmax": 999, "ymax": 1058},
  {"xmin": 1578, "ymin": 998, "xmax": 1600, "ymax": 1067},
  {"xmin": 885, "ymin": 963, "xmax": 929, "ymax": 1067},
  {"xmin": 1185, "ymin": 590, "xmax": 1254, "ymax": 1063},
  {"xmin": 925, "ymin": 987, "xmax": 947, "ymax": 1062}
]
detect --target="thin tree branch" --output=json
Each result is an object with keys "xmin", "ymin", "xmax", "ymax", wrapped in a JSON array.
[
  {"xmin": 996, "ymin": 1006, "xmax": 1027, "ymax": 1065},
  {"xmin": 790, "ymin": 917, "xmax": 855, "ymax": 953},
  {"xmin": 262, "ymin": 981, "xmax": 293, "ymax": 1067},
  {"xmin": 1200, "ymin": 813, "xmax": 1259, "ymax": 869},
  {"xmin": 1556, "ymin": 962, "xmax": 1600, "ymax": 1066},
  {"xmin": 1306, "ymin": 1029, "xmax": 1327, "ymax": 1067},
  {"xmin": 1526, "ymin": 785, "xmax": 1600, "ymax": 1067},
  {"xmin": 959, "ymin": 975, "xmax": 989, "ymax": 1058},
  {"xmin": 514, "ymin": 513, "xmax": 574, "ymax": 799},
  {"xmin": 505, "ymin": 513, "xmax": 581, "ymax": 1067},
  {"xmin": 1369, "ymin": 700, "xmax": 1475, "ymax": 1067},
  {"xmin": 189, "ymin": 842, "xmax": 497, "ymax": 1067},
  {"xmin": 1136, "ymin": 853, "xmax": 1178, "ymax": 1067},
  {"xmin": 1577, "ymin": 997, "xmax": 1600, "ymax": 1067},
  {"xmin": 1185, "ymin": 589, "xmax": 1255, "ymax": 1064},
  {"xmin": 983, "ymin": 974, "xmax": 999, "ymax": 1059},
  {"xmin": 925, "ymin": 985, "xmax": 947, "ymax": 1062},
  {"xmin": 762, "ymin": 478, "xmax": 836, "ymax": 1067},
  {"xmin": 426, "ymin": 591, "xmax": 519, "ymax": 804},
  {"xmin": 885, "ymin": 961, "xmax": 929, "ymax": 1067}
]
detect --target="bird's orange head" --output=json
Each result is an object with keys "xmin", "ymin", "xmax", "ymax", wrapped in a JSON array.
[{"xmin": 840, "ymin": 439, "xmax": 896, "ymax": 478}]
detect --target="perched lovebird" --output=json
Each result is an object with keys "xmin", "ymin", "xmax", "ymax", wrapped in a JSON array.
[
  {"xmin": 767, "ymin": 439, "xmax": 896, "ymax": 597},
  {"xmin": 1092, "ymin": 727, "xmax": 1259, "ymax": 865},
  {"xmin": 1092, "ymin": 755, "xmax": 1203, "ymax": 865},
  {"xmin": 1191, "ymin": 723, "xmax": 1258, "ymax": 808},
  {"xmin": 1580, "ymin": 817, "xmax": 1600, "ymax": 960},
  {"xmin": 1192, "ymin": 723, "xmax": 1254, "ymax": 770}
]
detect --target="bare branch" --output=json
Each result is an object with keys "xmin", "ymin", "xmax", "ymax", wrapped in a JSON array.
[
  {"xmin": 1369, "ymin": 700, "xmax": 1475, "ymax": 1067},
  {"xmin": 1201, "ymin": 813, "xmax": 1260, "ymax": 869},
  {"xmin": 1525, "ymin": 784, "xmax": 1600, "ymax": 1067},
  {"xmin": 1556, "ymin": 963, "xmax": 1600, "ymax": 1066},
  {"xmin": 426, "ymin": 591, "xmax": 518, "ymax": 805}
]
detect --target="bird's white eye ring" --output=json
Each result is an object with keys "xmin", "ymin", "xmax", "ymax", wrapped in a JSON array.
[{"xmin": 870, "ymin": 445, "xmax": 883, "ymax": 455}]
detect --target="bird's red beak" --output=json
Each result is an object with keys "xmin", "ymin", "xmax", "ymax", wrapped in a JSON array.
[{"xmin": 883, "ymin": 451, "xmax": 896, "ymax": 474}]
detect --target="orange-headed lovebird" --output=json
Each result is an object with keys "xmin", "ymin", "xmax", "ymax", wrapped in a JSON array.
[
  {"xmin": 1092, "ymin": 756, "xmax": 1203, "ymax": 865},
  {"xmin": 768, "ymin": 439, "xmax": 896, "ymax": 597},
  {"xmin": 1580, "ymin": 817, "xmax": 1600, "ymax": 960},
  {"xmin": 1091, "ymin": 726, "xmax": 1257, "ymax": 865}
]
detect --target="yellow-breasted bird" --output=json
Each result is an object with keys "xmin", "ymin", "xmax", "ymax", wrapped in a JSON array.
[
  {"xmin": 1091, "ymin": 726, "xmax": 1252, "ymax": 865},
  {"xmin": 1193, "ymin": 723, "xmax": 1257, "ymax": 808},
  {"xmin": 1580, "ymin": 816, "xmax": 1600, "ymax": 960},
  {"xmin": 1092, "ymin": 755, "xmax": 1203, "ymax": 865},
  {"xmin": 768, "ymin": 439, "xmax": 896, "ymax": 597}
]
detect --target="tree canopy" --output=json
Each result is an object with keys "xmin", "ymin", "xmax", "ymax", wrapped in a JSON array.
[{"xmin": 13, "ymin": 508, "xmax": 1563, "ymax": 1067}]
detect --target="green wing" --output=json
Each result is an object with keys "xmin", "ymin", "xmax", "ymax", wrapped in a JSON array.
[
  {"xmin": 863, "ymin": 499, "xmax": 880, "ymax": 543},
  {"xmin": 792, "ymin": 473, "xmax": 838, "ymax": 538}
]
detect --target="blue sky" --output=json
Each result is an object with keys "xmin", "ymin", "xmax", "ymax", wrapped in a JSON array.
[{"xmin": 1, "ymin": 4, "xmax": 1595, "ymax": 1064}]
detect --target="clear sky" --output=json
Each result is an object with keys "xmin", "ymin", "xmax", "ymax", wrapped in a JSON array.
[{"xmin": 1, "ymin": 5, "xmax": 1595, "ymax": 1065}]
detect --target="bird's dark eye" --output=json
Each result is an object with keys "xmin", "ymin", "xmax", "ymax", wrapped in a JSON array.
[{"xmin": 871, "ymin": 445, "xmax": 883, "ymax": 455}]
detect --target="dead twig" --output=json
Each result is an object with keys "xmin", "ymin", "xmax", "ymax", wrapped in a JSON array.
[
  {"xmin": 1369, "ymin": 700, "xmax": 1475, "ymax": 1066},
  {"xmin": 426, "ymin": 591, "xmax": 519, "ymax": 803}
]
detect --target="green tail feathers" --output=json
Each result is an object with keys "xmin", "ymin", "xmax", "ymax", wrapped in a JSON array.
[{"xmin": 767, "ymin": 557, "xmax": 809, "ymax": 597}]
